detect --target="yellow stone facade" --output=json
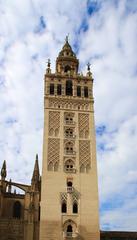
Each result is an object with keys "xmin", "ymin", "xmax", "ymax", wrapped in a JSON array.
[{"xmin": 40, "ymin": 38, "xmax": 100, "ymax": 240}]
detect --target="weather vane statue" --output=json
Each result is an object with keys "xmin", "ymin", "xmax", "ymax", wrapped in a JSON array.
[
  {"xmin": 65, "ymin": 33, "xmax": 69, "ymax": 43},
  {"xmin": 87, "ymin": 62, "xmax": 91, "ymax": 72}
]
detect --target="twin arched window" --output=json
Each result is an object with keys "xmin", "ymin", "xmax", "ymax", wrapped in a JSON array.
[
  {"xmin": 65, "ymin": 113, "xmax": 73, "ymax": 124},
  {"xmin": 48, "ymin": 162, "xmax": 59, "ymax": 171},
  {"xmin": 61, "ymin": 200, "xmax": 78, "ymax": 214},
  {"xmin": 65, "ymin": 128, "xmax": 73, "ymax": 138},
  {"xmin": 65, "ymin": 159, "xmax": 74, "ymax": 172},
  {"xmin": 65, "ymin": 142, "xmax": 73, "ymax": 154}
]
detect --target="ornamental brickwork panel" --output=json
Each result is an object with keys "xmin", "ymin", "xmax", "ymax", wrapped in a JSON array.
[
  {"xmin": 47, "ymin": 138, "xmax": 60, "ymax": 171},
  {"xmin": 49, "ymin": 111, "xmax": 60, "ymax": 137},
  {"xmin": 48, "ymin": 99, "xmax": 90, "ymax": 111},
  {"xmin": 78, "ymin": 113, "xmax": 89, "ymax": 138},
  {"xmin": 79, "ymin": 140, "xmax": 91, "ymax": 173}
]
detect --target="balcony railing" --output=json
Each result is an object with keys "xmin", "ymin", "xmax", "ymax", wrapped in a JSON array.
[
  {"xmin": 65, "ymin": 168, "xmax": 76, "ymax": 174},
  {"xmin": 63, "ymin": 232, "xmax": 78, "ymax": 238},
  {"xmin": 67, "ymin": 186, "xmax": 73, "ymax": 193},
  {"xmin": 64, "ymin": 120, "xmax": 75, "ymax": 125},
  {"xmin": 65, "ymin": 150, "xmax": 76, "ymax": 155},
  {"xmin": 64, "ymin": 134, "xmax": 76, "ymax": 139}
]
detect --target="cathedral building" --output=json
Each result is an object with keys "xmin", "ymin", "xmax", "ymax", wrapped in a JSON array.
[{"xmin": 0, "ymin": 38, "xmax": 137, "ymax": 240}]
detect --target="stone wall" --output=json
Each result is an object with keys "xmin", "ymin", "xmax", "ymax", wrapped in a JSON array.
[{"xmin": 0, "ymin": 218, "xmax": 24, "ymax": 240}]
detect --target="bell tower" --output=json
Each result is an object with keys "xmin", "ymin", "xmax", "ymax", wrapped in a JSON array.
[{"xmin": 40, "ymin": 37, "xmax": 100, "ymax": 240}]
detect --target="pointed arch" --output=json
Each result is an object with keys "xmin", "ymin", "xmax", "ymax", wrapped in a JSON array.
[
  {"xmin": 86, "ymin": 163, "xmax": 90, "ymax": 173},
  {"xmin": 61, "ymin": 201, "xmax": 67, "ymax": 213},
  {"xmin": 13, "ymin": 201, "xmax": 21, "ymax": 219},
  {"xmin": 64, "ymin": 65, "xmax": 71, "ymax": 73},
  {"xmin": 48, "ymin": 162, "xmax": 53, "ymax": 171},
  {"xmin": 63, "ymin": 219, "xmax": 77, "ymax": 238},
  {"xmin": 67, "ymin": 224, "xmax": 73, "ymax": 233},
  {"xmin": 80, "ymin": 164, "xmax": 85, "ymax": 173},
  {"xmin": 65, "ymin": 141, "xmax": 74, "ymax": 154},
  {"xmin": 54, "ymin": 162, "xmax": 59, "ymax": 172},
  {"xmin": 73, "ymin": 201, "xmax": 78, "ymax": 214},
  {"xmin": 65, "ymin": 159, "xmax": 75, "ymax": 172}
]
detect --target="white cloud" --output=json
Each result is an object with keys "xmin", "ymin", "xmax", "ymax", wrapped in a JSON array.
[{"xmin": 0, "ymin": 0, "xmax": 137, "ymax": 231}]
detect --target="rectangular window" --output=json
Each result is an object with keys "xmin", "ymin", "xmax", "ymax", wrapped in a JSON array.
[
  {"xmin": 57, "ymin": 84, "xmax": 62, "ymax": 95},
  {"xmin": 50, "ymin": 84, "xmax": 54, "ymax": 95},
  {"xmin": 77, "ymin": 86, "xmax": 81, "ymax": 97},
  {"xmin": 84, "ymin": 86, "xmax": 88, "ymax": 98}
]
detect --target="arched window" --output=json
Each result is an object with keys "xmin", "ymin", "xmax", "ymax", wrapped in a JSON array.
[
  {"xmin": 80, "ymin": 164, "xmax": 85, "ymax": 173},
  {"xmin": 64, "ymin": 65, "xmax": 71, "ymax": 73},
  {"xmin": 66, "ymin": 80, "xmax": 73, "ymax": 96},
  {"xmin": 65, "ymin": 142, "xmax": 73, "ymax": 154},
  {"xmin": 50, "ymin": 83, "xmax": 54, "ymax": 95},
  {"xmin": 73, "ymin": 202, "xmax": 78, "ymax": 214},
  {"xmin": 13, "ymin": 201, "xmax": 21, "ymax": 219},
  {"xmin": 48, "ymin": 162, "xmax": 53, "ymax": 171},
  {"xmin": 67, "ymin": 181, "xmax": 73, "ymax": 192},
  {"xmin": 86, "ymin": 164, "xmax": 90, "ymax": 173},
  {"xmin": 63, "ymin": 219, "xmax": 77, "ymax": 238},
  {"xmin": 65, "ymin": 128, "xmax": 73, "ymax": 138},
  {"xmin": 67, "ymin": 181, "xmax": 72, "ymax": 187},
  {"xmin": 62, "ymin": 201, "xmax": 67, "ymax": 213},
  {"xmin": 54, "ymin": 162, "xmax": 58, "ymax": 172},
  {"xmin": 77, "ymin": 86, "xmax": 81, "ymax": 97},
  {"xmin": 65, "ymin": 113, "xmax": 73, "ymax": 124},
  {"xmin": 65, "ymin": 160, "xmax": 74, "ymax": 172},
  {"xmin": 57, "ymin": 84, "xmax": 62, "ymax": 95},
  {"xmin": 84, "ymin": 86, "xmax": 88, "ymax": 98},
  {"xmin": 67, "ymin": 225, "xmax": 73, "ymax": 237}
]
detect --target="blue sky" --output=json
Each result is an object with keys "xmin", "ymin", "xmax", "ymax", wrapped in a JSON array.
[{"xmin": 0, "ymin": 0, "xmax": 137, "ymax": 231}]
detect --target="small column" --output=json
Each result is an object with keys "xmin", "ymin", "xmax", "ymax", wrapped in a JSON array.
[
  {"xmin": 54, "ymin": 83, "xmax": 57, "ymax": 96},
  {"xmin": 81, "ymin": 86, "xmax": 84, "ymax": 97},
  {"xmin": 62, "ymin": 81, "xmax": 65, "ymax": 96},
  {"xmin": 73, "ymin": 81, "xmax": 77, "ymax": 97}
]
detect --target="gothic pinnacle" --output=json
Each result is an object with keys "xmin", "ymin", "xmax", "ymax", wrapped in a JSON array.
[
  {"xmin": 31, "ymin": 154, "xmax": 40, "ymax": 184},
  {"xmin": 1, "ymin": 160, "xmax": 7, "ymax": 180}
]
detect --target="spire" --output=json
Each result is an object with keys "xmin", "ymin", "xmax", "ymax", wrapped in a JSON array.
[
  {"xmin": 1, "ymin": 160, "xmax": 7, "ymax": 180},
  {"xmin": 31, "ymin": 154, "xmax": 40, "ymax": 188}
]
